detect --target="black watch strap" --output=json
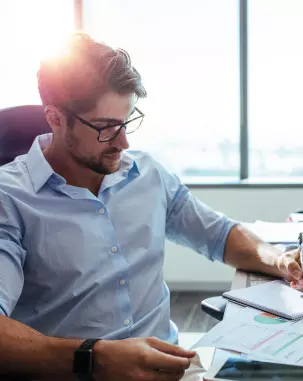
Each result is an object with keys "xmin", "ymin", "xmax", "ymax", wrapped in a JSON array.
[
  {"xmin": 73, "ymin": 338, "xmax": 102, "ymax": 381},
  {"xmin": 79, "ymin": 338, "xmax": 101, "ymax": 350}
]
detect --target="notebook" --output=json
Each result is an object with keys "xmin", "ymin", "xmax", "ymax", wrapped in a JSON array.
[{"xmin": 223, "ymin": 280, "xmax": 303, "ymax": 320}]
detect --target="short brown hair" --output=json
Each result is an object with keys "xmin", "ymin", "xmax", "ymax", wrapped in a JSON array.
[{"xmin": 37, "ymin": 32, "xmax": 146, "ymax": 113}]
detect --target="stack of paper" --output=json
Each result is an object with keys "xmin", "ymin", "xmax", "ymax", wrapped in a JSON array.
[
  {"xmin": 193, "ymin": 306, "xmax": 303, "ymax": 367},
  {"xmin": 243, "ymin": 220, "xmax": 303, "ymax": 244}
]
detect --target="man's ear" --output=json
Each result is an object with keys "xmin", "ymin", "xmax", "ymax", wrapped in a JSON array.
[{"xmin": 44, "ymin": 106, "xmax": 66, "ymax": 131}]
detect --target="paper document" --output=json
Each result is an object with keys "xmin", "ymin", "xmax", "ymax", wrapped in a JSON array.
[
  {"xmin": 193, "ymin": 307, "xmax": 303, "ymax": 366},
  {"xmin": 243, "ymin": 221, "xmax": 302, "ymax": 244},
  {"xmin": 248, "ymin": 272, "xmax": 276, "ymax": 287}
]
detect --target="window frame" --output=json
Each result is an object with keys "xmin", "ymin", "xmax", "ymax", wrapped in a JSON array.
[{"xmin": 78, "ymin": 0, "xmax": 303, "ymax": 187}]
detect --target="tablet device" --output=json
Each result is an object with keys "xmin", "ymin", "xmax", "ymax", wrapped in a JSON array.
[{"xmin": 204, "ymin": 357, "xmax": 303, "ymax": 381}]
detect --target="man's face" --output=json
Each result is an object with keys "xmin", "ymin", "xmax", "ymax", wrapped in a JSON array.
[{"xmin": 64, "ymin": 92, "xmax": 134, "ymax": 175}]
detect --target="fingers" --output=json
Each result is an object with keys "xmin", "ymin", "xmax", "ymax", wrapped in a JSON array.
[
  {"xmin": 290, "ymin": 279, "xmax": 303, "ymax": 290},
  {"xmin": 144, "ymin": 338, "xmax": 195, "ymax": 372},
  {"xmin": 148, "ymin": 350, "xmax": 191, "ymax": 372},
  {"xmin": 287, "ymin": 260, "xmax": 302, "ymax": 280},
  {"xmin": 152, "ymin": 369, "xmax": 185, "ymax": 381},
  {"xmin": 278, "ymin": 249, "xmax": 303, "ymax": 290},
  {"xmin": 148, "ymin": 337, "xmax": 196, "ymax": 358},
  {"xmin": 278, "ymin": 251, "xmax": 303, "ymax": 280}
]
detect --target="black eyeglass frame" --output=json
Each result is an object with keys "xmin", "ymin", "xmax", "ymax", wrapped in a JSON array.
[{"xmin": 66, "ymin": 107, "xmax": 145, "ymax": 142}]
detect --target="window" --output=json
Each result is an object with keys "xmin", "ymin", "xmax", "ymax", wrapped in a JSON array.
[
  {"xmin": 3, "ymin": 1, "xmax": 302, "ymax": 183},
  {"xmin": 0, "ymin": 0, "xmax": 75, "ymax": 108},
  {"xmin": 84, "ymin": 0, "xmax": 240, "ymax": 181},
  {"xmin": 248, "ymin": 0, "xmax": 303, "ymax": 179}
]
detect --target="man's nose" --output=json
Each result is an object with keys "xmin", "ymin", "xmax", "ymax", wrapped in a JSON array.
[{"xmin": 112, "ymin": 126, "xmax": 129, "ymax": 150}]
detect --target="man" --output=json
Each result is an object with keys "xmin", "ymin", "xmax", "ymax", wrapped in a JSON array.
[{"xmin": 0, "ymin": 32, "xmax": 302, "ymax": 381}]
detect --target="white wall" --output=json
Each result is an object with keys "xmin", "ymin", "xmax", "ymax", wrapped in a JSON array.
[{"xmin": 164, "ymin": 187, "xmax": 303, "ymax": 291}]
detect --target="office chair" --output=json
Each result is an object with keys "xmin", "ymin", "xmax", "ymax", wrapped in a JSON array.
[
  {"xmin": 201, "ymin": 295, "xmax": 227, "ymax": 321},
  {"xmin": 0, "ymin": 105, "xmax": 50, "ymax": 381},
  {"xmin": 0, "ymin": 105, "xmax": 50, "ymax": 166}
]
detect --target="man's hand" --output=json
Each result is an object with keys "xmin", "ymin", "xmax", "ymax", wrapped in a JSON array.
[
  {"xmin": 93, "ymin": 336, "xmax": 196, "ymax": 381},
  {"xmin": 276, "ymin": 249, "xmax": 303, "ymax": 289},
  {"xmin": 224, "ymin": 225, "xmax": 303, "ymax": 288}
]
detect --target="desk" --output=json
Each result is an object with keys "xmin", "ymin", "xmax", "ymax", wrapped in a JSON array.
[{"xmin": 210, "ymin": 269, "xmax": 276, "ymax": 368}]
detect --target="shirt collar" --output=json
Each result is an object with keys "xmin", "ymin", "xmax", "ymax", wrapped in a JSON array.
[
  {"xmin": 25, "ymin": 133, "xmax": 55, "ymax": 193},
  {"xmin": 120, "ymin": 151, "xmax": 139, "ymax": 174},
  {"xmin": 98, "ymin": 151, "xmax": 139, "ymax": 192},
  {"xmin": 25, "ymin": 133, "xmax": 140, "ymax": 194}
]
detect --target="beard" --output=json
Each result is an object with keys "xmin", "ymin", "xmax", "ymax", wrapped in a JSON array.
[
  {"xmin": 72, "ymin": 150, "xmax": 121, "ymax": 175},
  {"xmin": 65, "ymin": 130, "xmax": 121, "ymax": 175}
]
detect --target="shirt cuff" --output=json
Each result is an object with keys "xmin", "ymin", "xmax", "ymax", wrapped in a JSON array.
[
  {"xmin": 0, "ymin": 301, "xmax": 7, "ymax": 316},
  {"xmin": 212, "ymin": 220, "xmax": 240, "ymax": 262}
]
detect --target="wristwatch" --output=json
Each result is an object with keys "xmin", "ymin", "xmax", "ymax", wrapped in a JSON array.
[{"xmin": 73, "ymin": 338, "xmax": 101, "ymax": 381}]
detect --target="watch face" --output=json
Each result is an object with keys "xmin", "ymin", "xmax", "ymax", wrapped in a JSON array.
[{"xmin": 74, "ymin": 348, "xmax": 93, "ymax": 375}]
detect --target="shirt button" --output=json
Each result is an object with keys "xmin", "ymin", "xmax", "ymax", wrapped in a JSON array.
[
  {"xmin": 124, "ymin": 319, "xmax": 130, "ymax": 326},
  {"xmin": 111, "ymin": 246, "xmax": 118, "ymax": 253},
  {"xmin": 119, "ymin": 279, "xmax": 126, "ymax": 286},
  {"xmin": 98, "ymin": 208, "xmax": 105, "ymax": 214}
]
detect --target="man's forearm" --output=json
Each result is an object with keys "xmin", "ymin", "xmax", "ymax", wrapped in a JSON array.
[
  {"xmin": 223, "ymin": 224, "xmax": 284, "ymax": 278},
  {"xmin": 0, "ymin": 315, "xmax": 82, "ymax": 380}
]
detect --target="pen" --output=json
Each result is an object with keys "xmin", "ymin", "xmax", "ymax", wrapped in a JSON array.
[{"xmin": 298, "ymin": 232, "xmax": 303, "ymax": 271}]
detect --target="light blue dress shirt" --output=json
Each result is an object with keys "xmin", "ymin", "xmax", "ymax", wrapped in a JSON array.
[{"xmin": 0, "ymin": 134, "xmax": 237, "ymax": 343}]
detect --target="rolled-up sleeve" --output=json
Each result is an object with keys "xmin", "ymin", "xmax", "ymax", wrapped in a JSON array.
[
  {"xmin": 163, "ymin": 171, "xmax": 238, "ymax": 262},
  {"xmin": 0, "ymin": 194, "xmax": 26, "ymax": 316}
]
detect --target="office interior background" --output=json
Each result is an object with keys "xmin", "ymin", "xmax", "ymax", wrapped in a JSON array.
[{"xmin": 1, "ymin": 0, "xmax": 303, "ymax": 336}]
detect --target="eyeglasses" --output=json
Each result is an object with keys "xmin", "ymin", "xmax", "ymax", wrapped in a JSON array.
[{"xmin": 67, "ymin": 107, "xmax": 145, "ymax": 142}]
